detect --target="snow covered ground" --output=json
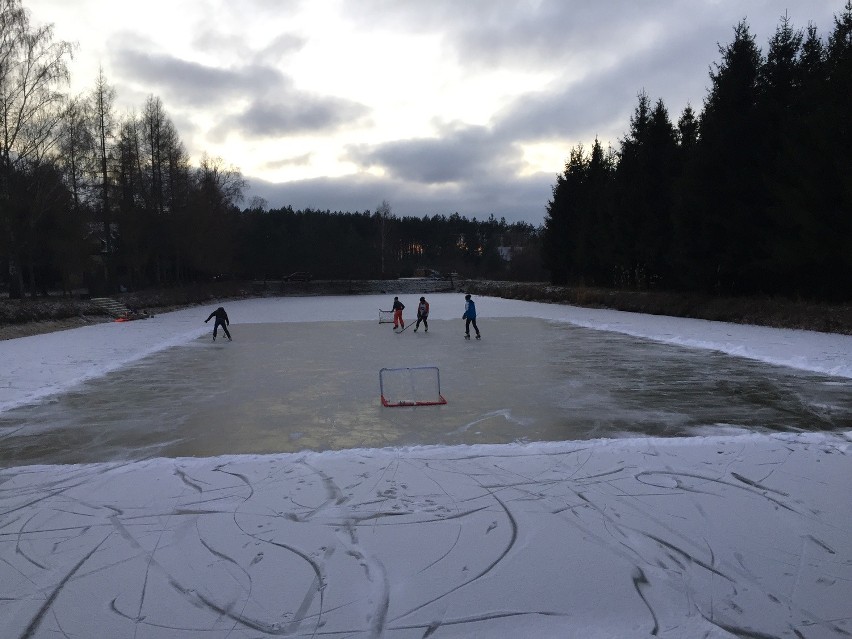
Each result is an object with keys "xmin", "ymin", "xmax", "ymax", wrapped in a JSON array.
[{"xmin": 1, "ymin": 294, "xmax": 851, "ymax": 638}]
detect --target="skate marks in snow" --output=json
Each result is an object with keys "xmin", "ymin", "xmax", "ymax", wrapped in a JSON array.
[{"xmin": 1, "ymin": 433, "xmax": 850, "ymax": 638}]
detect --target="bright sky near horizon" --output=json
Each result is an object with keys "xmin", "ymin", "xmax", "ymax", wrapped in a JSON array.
[{"xmin": 24, "ymin": 0, "xmax": 845, "ymax": 224}]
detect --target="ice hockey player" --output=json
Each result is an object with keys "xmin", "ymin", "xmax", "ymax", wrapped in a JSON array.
[
  {"xmin": 414, "ymin": 296, "xmax": 430, "ymax": 332},
  {"xmin": 205, "ymin": 306, "xmax": 232, "ymax": 341},
  {"xmin": 392, "ymin": 296, "xmax": 405, "ymax": 330},
  {"xmin": 462, "ymin": 294, "xmax": 481, "ymax": 340}
]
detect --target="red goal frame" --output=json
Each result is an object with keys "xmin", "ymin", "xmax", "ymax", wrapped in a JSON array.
[{"xmin": 379, "ymin": 366, "xmax": 447, "ymax": 407}]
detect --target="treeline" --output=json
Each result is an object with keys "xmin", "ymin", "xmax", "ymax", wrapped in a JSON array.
[
  {"xmin": 10, "ymin": 0, "xmax": 850, "ymax": 301},
  {"xmin": 0, "ymin": 0, "xmax": 541, "ymax": 298},
  {"xmin": 543, "ymin": 6, "xmax": 852, "ymax": 301},
  {"xmin": 234, "ymin": 204, "xmax": 545, "ymax": 281},
  {"xmin": 0, "ymin": 1, "xmax": 249, "ymax": 298}
]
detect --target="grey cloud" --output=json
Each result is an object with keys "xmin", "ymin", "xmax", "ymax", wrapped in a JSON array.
[
  {"xmin": 489, "ymin": 18, "xmax": 744, "ymax": 148},
  {"xmin": 256, "ymin": 121, "xmax": 543, "ymax": 220},
  {"xmin": 245, "ymin": 170, "xmax": 552, "ymax": 224},
  {"xmin": 112, "ymin": 47, "xmax": 369, "ymax": 137},
  {"xmin": 112, "ymin": 0, "xmax": 845, "ymax": 230},
  {"xmin": 219, "ymin": 93, "xmax": 369, "ymax": 138},
  {"xmin": 450, "ymin": 2, "xmax": 677, "ymax": 69},
  {"xmin": 190, "ymin": 30, "xmax": 307, "ymax": 65},
  {"xmin": 257, "ymin": 33, "xmax": 308, "ymax": 62},
  {"xmin": 346, "ymin": 124, "xmax": 521, "ymax": 184},
  {"xmin": 264, "ymin": 153, "xmax": 313, "ymax": 170},
  {"xmin": 342, "ymin": 0, "xmax": 677, "ymax": 69},
  {"xmin": 492, "ymin": 78, "xmax": 632, "ymax": 146},
  {"xmin": 342, "ymin": 1, "xmax": 839, "ymax": 70},
  {"xmin": 112, "ymin": 49, "xmax": 284, "ymax": 106}
]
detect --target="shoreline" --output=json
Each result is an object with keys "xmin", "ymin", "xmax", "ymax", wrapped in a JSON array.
[
  {"xmin": 3, "ymin": 279, "xmax": 852, "ymax": 340},
  {"xmin": 1, "ymin": 315, "xmax": 114, "ymax": 340}
]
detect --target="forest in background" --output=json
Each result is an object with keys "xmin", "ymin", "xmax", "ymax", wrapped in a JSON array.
[
  {"xmin": 543, "ymin": 7, "xmax": 852, "ymax": 301},
  {"xmin": 1, "ymin": 0, "xmax": 850, "ymax": 301},
  {"xmin": 234, "ymin": 203, "xmax": 543, "ymax": 283},
  {"xmin": 0, "ymin": 0, "xmax": 541, "ymax": 299}
]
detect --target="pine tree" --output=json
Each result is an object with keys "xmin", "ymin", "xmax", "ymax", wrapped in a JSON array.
[
  {"xmin": 757, "ymin": 14, "xmax": 804, "ymax": 292},
  {"xmin": 669, "ymin": 105, "xmax": 702, "ymax": 290},
  {"xmin": 582, "ymin": 138, "xmax": 615, "ymax": 284},
  {"xmin": 543, "ymin": 145, "xmax": 587, "ymax": 284},
  {"xmin": 821, "ymin": 1, "xmax": 852, "ymax": 298},
  {"xmin": 697, "ymin": 20, "xmax": 764, "ymax": 293},
  {"xmin": 612, "ymin": 92, "xmax": 677, "ymax": 288}
]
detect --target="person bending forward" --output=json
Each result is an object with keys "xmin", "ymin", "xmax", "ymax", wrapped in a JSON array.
[{"xmin": 205, "ymin": 306, "xmax": 232, "ymax": 341}]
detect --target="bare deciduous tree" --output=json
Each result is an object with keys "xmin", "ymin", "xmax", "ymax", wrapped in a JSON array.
[
  {"xmin": 0, "ymin": 0, "xmax": 73, "ymax": 297},
  {"xmin": 90, "ymin": 67, "xmax": 116, "ymax": 266}
]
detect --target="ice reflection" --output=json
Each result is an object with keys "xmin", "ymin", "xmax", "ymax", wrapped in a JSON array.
[{"xmin": 1, "ymin": 318, "xmax": 849, "ymax": 466}]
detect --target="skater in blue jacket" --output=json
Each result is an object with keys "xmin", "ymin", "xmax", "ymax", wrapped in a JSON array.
[{"xmin": 462, "ymin": 294, "xmax": 480, "ymax": 340}]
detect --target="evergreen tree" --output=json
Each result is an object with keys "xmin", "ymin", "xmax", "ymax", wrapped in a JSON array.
[
  {"xmin": 670, "ymin": 104, "xmax": 702, "ymax": 289},
  {"xmin": 613, "ymin": 92, "xmax": 677, "ymax": 288},
  {"xmin": 676, "ymin": 104, "xmax": 699, "ymax": 149},
  {"xmin": 542, "ymin": 145, "xmax": 587, "ymax": 284},
  {"xmin": 757, "ymin": 14, "xmax": 804, "ymax": 292},
  {"xmin": 581, "ymin": 138, "xmax": 615, "ymax": 284},
  {"xmin": 611, "ymin": 92, "xmax": 651, "ymax": 286},
  {"xmin": 697, "ymin": 20, "xmax": 764, "ymax": 293},
  {"xmin": 821, "ymin": 1, "xmax": 852, "ymax": 298}
]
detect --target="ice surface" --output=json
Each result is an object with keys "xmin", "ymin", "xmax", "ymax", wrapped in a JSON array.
[
  {"xmin": 1, "ymin": 293, "xmax": 851, "ymax": 638},
  {"xmin": 3, "ymin": 294, "xmax": 852, "ymax": 415},
  {"xmin": 1, "ymin": 309, "xmax": 850, "ymax": 466}
]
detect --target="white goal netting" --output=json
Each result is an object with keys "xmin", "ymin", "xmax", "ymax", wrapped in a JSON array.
[
  {"xmin": 379, "ymin": 309, "xmax": 394, "ymax": 324},
  {"xmin": 379, "ymin": 366, "xmax": 447, "ymax": 407}
]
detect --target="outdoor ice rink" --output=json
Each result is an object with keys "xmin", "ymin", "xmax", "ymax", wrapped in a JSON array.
[
  {"xmin": 1, "ymin": 293, "xmax": 851, "ymax": 638},
  {"xmin": 1, "ymin": 294, "xmax": 851, "ymax": 467}
]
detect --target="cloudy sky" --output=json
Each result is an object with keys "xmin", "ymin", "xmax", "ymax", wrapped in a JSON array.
[{"xmin": 26, "ymin": 0, "xmax": 844, "ymax": 224}]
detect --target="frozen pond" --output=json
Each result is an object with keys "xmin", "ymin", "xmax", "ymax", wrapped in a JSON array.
[
  {"xmin": 2, "ymin": 297, "xmax": 851, "ymax": 638},
  {"xmin": 2, "ymin": 317, "xmax": 850, "ymax": 467}
]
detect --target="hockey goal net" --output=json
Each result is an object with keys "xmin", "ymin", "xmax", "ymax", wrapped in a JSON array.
[
  {"xmin": 380, "ymin": 366, "xmax": 447, "ymax": 407},
  {"xmin": 379, "ymin": 309, "xmax": 394, "ymax": 324}
]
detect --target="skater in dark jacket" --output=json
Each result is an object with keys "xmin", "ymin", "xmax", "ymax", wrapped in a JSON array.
[
  {"xmin": 462, "ymin": 294, "xmax": 480, "ymax": 339},
  {"xmin": 392, "ymin": 296, "xmax": 405, "ymax": 330},
  {"xmin": 205, "ymin": 307, "xmax": 232, "ymax": 341}
]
